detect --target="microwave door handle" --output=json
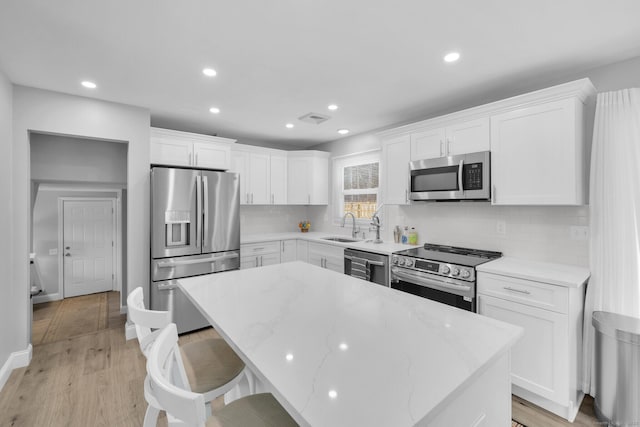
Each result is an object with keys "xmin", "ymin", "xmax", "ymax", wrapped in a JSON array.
[
  {"xmin": 203, "ymin": 175, "xmax": 209, "ymax": 249},
  {"xmin": 457, "ymin": 160, "xmax": 464, "ymax": 192},
  {"xmin": 196, "ymin": 174, "xmax": 202, "ymax": 249}
]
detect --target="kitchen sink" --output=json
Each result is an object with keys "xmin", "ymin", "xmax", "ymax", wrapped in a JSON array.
[{"xmin": 321, "ymin": 236, "xmax": 360, "ymax": 243}]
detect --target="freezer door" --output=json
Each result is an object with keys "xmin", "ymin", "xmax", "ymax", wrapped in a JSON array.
[
  {"xmin": 150, "ymin": 280, "xmax": 209, "ymax": 334},
  {"xmin": 202, "ymin": 171, "xmax": 241, "ymax": 253},
  {"xmin": 151, "ymin": 167, "xmax": 201, "ymax": 258}
]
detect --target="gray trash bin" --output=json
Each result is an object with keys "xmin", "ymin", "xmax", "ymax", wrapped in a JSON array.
[{"xmin": 592, "ymin": 311, "xmax": 640, "ymax": 426}]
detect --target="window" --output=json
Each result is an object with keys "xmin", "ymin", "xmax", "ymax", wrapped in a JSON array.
[{"xmin": 333, "ymin": 150, "xmax": 380, "ymax": 224}]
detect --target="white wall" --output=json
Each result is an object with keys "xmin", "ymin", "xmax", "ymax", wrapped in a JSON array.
[
  {"xmin": 31, "ymin": 133, "xmax": 127, "ymax": 184},
  {"xmin": 308, "ymin": 55, "xmax": 640, "ymax": 268},
  {"xmin": 12, "ymin": 86, "xmax": 150, "ymax": 352},
  {"xmin": 0, "ymin": 70, "xmax": 16, "ymax": 369},
  {"xmin": 240, "ymin": 205, "xmax": 310, "ymax": 235}
]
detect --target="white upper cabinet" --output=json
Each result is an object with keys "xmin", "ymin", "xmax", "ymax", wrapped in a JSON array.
[
  {"xmin": 230, "ymin": 147, "xmax": 288, "ymax": 205},
  {"xmin": 491, "ymin": 81, "xmax": 595, "ymax": 205},
  {"xmin": 287, "ymin": 151, "xmax": 329, "ymax": 205},
  {"xmin": 382, "ymin": 135, "xmax": 411, "ymax": 205},
  {"xmin": 410, "ymin": 118, "xmax": 489, "ymax": 161},
  {"xmin": 150, "ymin": 127, "xmax": 235, "ymax": 170},
  {"xmin": 270, "ymin": 153, "xmax": 288, "ymax": 205}
]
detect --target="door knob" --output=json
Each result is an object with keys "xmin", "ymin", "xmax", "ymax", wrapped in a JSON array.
[{"xmin": 65, "ymin": 253, "xmax": 71, "ymax": 257}]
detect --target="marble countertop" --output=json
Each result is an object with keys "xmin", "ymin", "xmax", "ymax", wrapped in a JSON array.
[
  {"xmin": 476, "ymin": 257, "xmax": 590, "ymax": 288},
  {"xmin": 242, "ymin": 231, "xmax": 412, "ymax": 255},
  {"xmin": 179, "ymin": 261, "xmax": 522, "ymax": 426}
]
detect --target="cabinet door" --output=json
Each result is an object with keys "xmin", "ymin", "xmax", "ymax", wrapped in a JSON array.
[
  {"xmin": 491, "ymin": 98, "xmax": 580, "ymax": 205},
  {"xmin": 309, "ymin": 156, "xmax": 329, "ymax": 205},
  {"xmin": 240, "ymin": 256, "xmax": 258, "ymax": 270},
  {"xmin": 193, "ymin": 142, "xmax": 230, "ymax": 171},
  {"xmin": 270, "ymin": 154, "xmax": 287, "ymax": 204},
  {"xmin": 296, "ymin": 240, "xmax": 308, "ymax": 262},
  {"xmin": 446, "ymin": 118, "xmax": 490, "ymax": 155},
  {"xmin": 307, "ymin": 249, "xmax": 324, "ymax": 268},
  {"xmin": 151, "ymin": 138, "xmax": 193, "ymax": 167},
  {"xmin": 259, "ymin": 252, "xmax": 281, "ymax": 267},
  {"xmin": 288, "ymin": 157, "xmax": 311, "ymax": 204},
  {"xmin": 478, "ymin": 294, "xmax": 568, "ymax": 404},
  {"xmin": 382, "ymin": 135, "xmax": 411, "ymax": 205},
  {"xmin": 230, "ymin": 151, "xmax": 250, "ymax": 205},
  {"xmin": 410, "ymin": 127, "xmax": 446, "ymax": 160},
  {"xmin": 281, "ymin": 240, "xmax": 297, "ymax": 263},
  {"xmin": 248, "ymin": 152, "xmax": 270, "ymax": 205}
]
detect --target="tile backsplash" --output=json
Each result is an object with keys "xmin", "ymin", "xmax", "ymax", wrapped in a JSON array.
[
  {"xmin": 240, "ymin": 205, "xmax": 311, "ymax": 235},
  {"xmin": 307, "ymin": 203, "xmax": 589, "ymax": 267}
]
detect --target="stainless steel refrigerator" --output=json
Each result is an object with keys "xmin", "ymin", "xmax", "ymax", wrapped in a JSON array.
[{"xmin": 150, "ymin": 167, "xmax": 240, "ymax": 334}]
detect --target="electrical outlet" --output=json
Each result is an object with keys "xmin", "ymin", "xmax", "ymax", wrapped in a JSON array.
[
  {"xmin": 570, "ymin": 226, "xmax": 589, "ymax": 241},
  {"xmin": 496, "ymin": 220, "xmax": 507, "ymax": 235},
  {"xmin": 49, "ymin": 248, "xmax": 58, "ymax": 255}
]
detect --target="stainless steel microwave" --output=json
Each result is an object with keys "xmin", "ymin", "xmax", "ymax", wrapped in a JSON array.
[{"xmin": 409, "ymin": 151, "xmax": 491, "ymax": 201}]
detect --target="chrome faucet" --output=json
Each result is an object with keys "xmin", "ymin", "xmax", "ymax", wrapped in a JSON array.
[
  {"xmin": 341, "ymin": 212, "xmax": 360, "ymax": 238},
  {"xmin": 370, "ymin": 204, "xmax": 384, "ymax": 244}
]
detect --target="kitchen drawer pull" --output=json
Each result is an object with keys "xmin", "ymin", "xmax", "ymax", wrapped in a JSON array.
[
  {"xmin": 503, "ymin": 286, "xmax": 531, "ymax": 295},
  {"xmin": 252, "ymin": 247, "xmax": 265, "ymax": 251}
]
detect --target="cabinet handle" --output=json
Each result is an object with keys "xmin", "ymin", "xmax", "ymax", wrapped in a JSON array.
[
  {"xmin": 281, "ymin": 241, "xmax": 284, "ymax": 252},
  {"xmin": 439, "ymin": 140, "xmax": 444, "ymax": 157},
  {"xmin": 189, "ymin": 152, "xmax": 193, "ymax": 166},
  {"xmin": 260, "ymin": 255, "xmax": 263, "ymax": 266},
  {"xmin": 246, "ymin": 193, "xmax": 249, "ymax": 204},
  {"xmin": 446, "ymin": 138, "xmax": 451, "ymax": 156},
  {"xmin": 255, "ymin": 256, "xmax": 259, "ymax": 267},
  {"xmin": 251, "ymin": 193, "xmax": 254, "ymax": 204},
  {"xmin": 503, "ymin": 286, "xmax": 531, "ymax": 295},
  {"xmin": 405, "ymin": 189, "xmax": 409, "ymax": 203},
  {"xmin": 195, "ymin": 152, "xmax": 198, "ymax": 165},
  {"xmin": 252, "ymin": 247, "xmax": 265, "ymax": 251},
  {"xmin": 272, "ymin": 194, "xmax": 274, "ymax": 204},
  {"xmin": 492, "ymin": 185, "xmax": 496, "ymax": 203}
]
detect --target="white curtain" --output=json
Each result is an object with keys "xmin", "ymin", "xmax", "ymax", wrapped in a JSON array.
[{"xmin": 583, "ymin": 88, "xmax": 640, "ymax": 396}]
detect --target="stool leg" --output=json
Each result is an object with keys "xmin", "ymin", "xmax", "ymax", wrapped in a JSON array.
[{"xmin": 143, "ymin": 404, "xmax": 160, "ymax": 427}]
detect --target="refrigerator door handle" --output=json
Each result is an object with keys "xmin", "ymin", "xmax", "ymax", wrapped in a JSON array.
[
  {"xmin": 196, "ymin": 174, "xmax": 202, "ymax": 249},
  {"xmin": 203, "ymin": 175, "xmax": 209, "ymax": 248},
  {"xmin": 157, "ymin": 252, "xmax": 240, "ymax": 268}
]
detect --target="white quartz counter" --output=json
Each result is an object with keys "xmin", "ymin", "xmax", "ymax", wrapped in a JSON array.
[
  {"xmin": 476, "ymin": 257, "xmax": 590, "ymax": 288},
  {"xmin": 179, "ymin": 261, "xmax": 522, "ymax": 426},
  {"xmin": 242, "ymin": 231, "xmax": 412, "ymax": 255}
]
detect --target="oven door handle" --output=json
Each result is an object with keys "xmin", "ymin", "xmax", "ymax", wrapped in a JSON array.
[{"xmin": 391, "ymin": 267, "xmax": 471, "ymax": 293}]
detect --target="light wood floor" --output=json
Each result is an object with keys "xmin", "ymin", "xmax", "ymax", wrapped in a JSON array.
[{"xmin": 1, "ymin": 291, "xmax": 602, "ymax": 427}]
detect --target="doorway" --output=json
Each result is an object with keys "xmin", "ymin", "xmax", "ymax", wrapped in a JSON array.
[{"xmin": 60, "ymin": 198, "xmax": 116, "ymax": 297}]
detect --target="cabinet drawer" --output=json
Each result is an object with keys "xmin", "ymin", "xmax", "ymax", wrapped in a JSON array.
[
  {"xmin": 477, "ymin": 272, "xmax": 568, "ymax": 314},
  {"xmin": 241, "ymin": 241, "xmax": 280, "ymax": 255}
]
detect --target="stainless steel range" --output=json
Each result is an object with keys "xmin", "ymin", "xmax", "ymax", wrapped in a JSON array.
[{"xmin": 391, "ymin": 244, "xmax": 501, "ymax": 312}]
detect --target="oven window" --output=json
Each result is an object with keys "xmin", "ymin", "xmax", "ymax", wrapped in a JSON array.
[
  {"xmin": 392, "ymin": 280, "xmax": 474, "ymax": 312},
  {"xmin": 411, "ymin": 165, "xmax": 459, "ymax": 192}
]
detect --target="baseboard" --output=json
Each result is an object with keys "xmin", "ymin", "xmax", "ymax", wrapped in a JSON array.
[
  {"xmin": 512, "ymin": 384, "xmax": 584, "ymax": 422},
  {"xmin": 33, "ymin": 292, "xmax": 62, "ymax": 304},
  {"xmin": 124, "ymin": 321, "xmax": 137, "ymax": 341},
  {"xmin": 0, "ymin": 344, "xmax": 32, "ymax": 392}
]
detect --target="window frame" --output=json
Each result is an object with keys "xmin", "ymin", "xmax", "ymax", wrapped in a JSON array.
[{"xmin": 332, "ymin": 150, "xmax": 381, "ymax": 226}]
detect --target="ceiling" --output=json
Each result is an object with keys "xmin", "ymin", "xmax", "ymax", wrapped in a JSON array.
[{"xmin": 2, "ymin": 1, "xmax": 640, "ymax": 148}]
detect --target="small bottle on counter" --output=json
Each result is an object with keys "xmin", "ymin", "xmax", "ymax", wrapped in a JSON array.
[
  {"xmin": 401, "ymin": 226, "xmax": 409, "ymax": 244},
  {"xmin": 408, "ymin": 227, "xmax": 418, "ymax": 245}
]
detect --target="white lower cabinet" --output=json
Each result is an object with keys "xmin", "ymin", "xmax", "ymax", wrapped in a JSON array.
[
  {"xmin": 280, "ymin": 239, "xmax": 297, "ymax": 263},
  {"xmin": 307, "ymin": 242, "xmax": 344, "ymax": 273},
  {"xmin": 240, "ymin": 241, "xmax": 281, "ymax": 269},
  {"xmin": 477, "ymin": 269, "xmax": 586, "ymax": 422},
  {"xmin": 296, "ymin": 240, "xmax": 308, "ymax": 262}
]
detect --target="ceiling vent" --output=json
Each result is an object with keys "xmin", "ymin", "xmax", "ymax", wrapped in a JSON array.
[{"xmin": 298, "ymin": 112, "xmax": 331, "ymax": 125}]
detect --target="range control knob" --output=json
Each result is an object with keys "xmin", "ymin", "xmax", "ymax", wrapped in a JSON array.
[
  {"xmin": 405, "ymin": 258, "xmax": 414, "ymax": 267},
  {"xmin": 451, "ymin": 267, "xmax": 460, "ymax": 276},
  {"xmin": 392, "ymin": 257, "xmax": 399, "ymax": 265},
  {"xmin": 398, "ymin": 257, "xmax": 406, "ymax": 266},
  {"xmin": 460, "ymin": 269, "xmax": 471, "ymax": 279},
  {"xmin": 441, "ymin": 265, "xmax": 450, "ymax": 274}
]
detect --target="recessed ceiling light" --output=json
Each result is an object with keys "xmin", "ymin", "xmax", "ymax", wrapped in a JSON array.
[
  {"xmin": 328, "ymin": 104, "xmax": 338, "ymax": 111},
  {"xmin": 443, "ymin": 52, "xmax": 460, "ymax": 63},
  {"xmin": 337, "ymin": 129, "xmax": 350, "ymax": 135},
  {"xmin": 202, "ymin": 68, "xmax": 217, "ymax": 77},
  {"xmin": 209, "ymin": 107, "xmax": 220, "ymax": 114},
  {"xmin": 286, "ymin": 123, "xmax": 294, "ymax": 129},
  {"xmin": 81, "ymin": 81, "xmax": 97, "ymax": 89}
]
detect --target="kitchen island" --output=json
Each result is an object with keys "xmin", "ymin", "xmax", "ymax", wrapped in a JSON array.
[{"xmin": 179, "ymin": 261, "xmax": 522, "ymax": 426}]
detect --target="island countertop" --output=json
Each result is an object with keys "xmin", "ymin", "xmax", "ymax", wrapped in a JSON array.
[{"xmin": 178, "ymin": 261, "xmax": 522, "ymax": 426}]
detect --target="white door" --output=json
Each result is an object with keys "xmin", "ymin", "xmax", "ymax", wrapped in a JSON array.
[
  {"xmin": 382, "ymin": 135, "xmax": 411, "ymax": 205},
  {"xmin": 63, "ymin": 200, "xmax": 115, "ymax": 297}
]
